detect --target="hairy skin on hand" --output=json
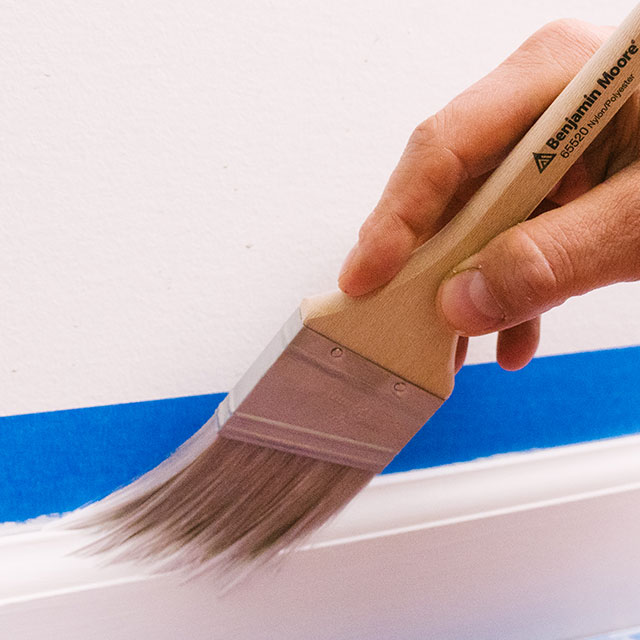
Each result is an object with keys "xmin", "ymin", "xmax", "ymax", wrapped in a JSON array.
[{"xmin": 339, "ymin": 19, "xmax": 640, "ymax": 371}]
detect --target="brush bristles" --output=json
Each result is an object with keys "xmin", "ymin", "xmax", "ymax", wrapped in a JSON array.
[{"xmin": 73, "ymin": 435, "xmax": 373, "ymax": 572}]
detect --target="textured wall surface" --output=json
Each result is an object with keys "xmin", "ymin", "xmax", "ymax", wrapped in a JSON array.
[{"xmin": 2, "ymin": 0, "xmax": 639, "ymax": 417}]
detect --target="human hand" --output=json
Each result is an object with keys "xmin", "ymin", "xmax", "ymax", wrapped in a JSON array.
[{"xmin": 338, "ymin": 19, "xmax": 640, "ymax": 372}]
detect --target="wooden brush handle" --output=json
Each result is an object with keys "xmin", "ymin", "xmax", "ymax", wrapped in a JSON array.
[{"xmin": 302, "ymin": 6, "xmax": 640, "ymax": 399}]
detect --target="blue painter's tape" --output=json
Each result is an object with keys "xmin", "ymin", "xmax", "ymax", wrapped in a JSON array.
[
  {"xmin": 1, "ymin": 346, "xmax": 639, "ymax": 522},
  {"xmin": 385, "ymin": 344, "xmax": 640, "ymax": 474},
  {"xmin": 0, "ymin": 393, "xmax": 224, "ymax": 523}
]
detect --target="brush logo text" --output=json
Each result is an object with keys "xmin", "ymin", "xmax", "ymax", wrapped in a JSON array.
[{"xmin": 536, "ymin": 40, "xmax": 638, "ymax": 169}]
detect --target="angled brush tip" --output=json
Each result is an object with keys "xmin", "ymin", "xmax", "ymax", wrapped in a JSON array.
[{"xmin": 72, "ymin": 435, "xmax": 373, "ymax": 572}]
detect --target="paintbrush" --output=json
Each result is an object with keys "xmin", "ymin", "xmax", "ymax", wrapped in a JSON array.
[{"xmin": 70, "ymin": 6, "xmax": 640, "ymax": 572}]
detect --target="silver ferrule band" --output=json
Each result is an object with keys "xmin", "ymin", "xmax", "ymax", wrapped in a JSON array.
[{"xmin": 216, "ymin": 310, "xmax": 443, "ymax": 473}]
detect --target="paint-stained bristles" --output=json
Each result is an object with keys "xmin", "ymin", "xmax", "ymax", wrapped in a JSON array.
[{"xmin": 72, "ymin": 435, "xmax": 373, "ymax": 571}]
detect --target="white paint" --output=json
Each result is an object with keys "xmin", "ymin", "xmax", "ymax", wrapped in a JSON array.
[
  {"xmin": 2, "ymin": 1, "xmax": 639, "ymax": 416},
  {"xmin": 3, "ymin": 435, "xmax": 640, "ymax": 638}
]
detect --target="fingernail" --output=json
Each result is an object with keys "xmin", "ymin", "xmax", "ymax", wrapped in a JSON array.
[
  {"xmin": 439, "ymin": 268, "xmax": 505, "ymax": 334},
  {"xmin": 338, "ymin": 243, "xmax": 360, "ymax": 283}
]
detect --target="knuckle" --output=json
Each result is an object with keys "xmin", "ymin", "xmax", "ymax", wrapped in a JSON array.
[
  {"xmin": 371, "ymin": 191, "xmax": 426, "ymax": 243},
  {"xmin": 404, "ymin": 108, "xmax": 467, "ymax": 192},
  {"xmin": 495, "ymin": 223, "xmax": 575, "ymax": 315},
  {"xmin": 516, "ymin": 18, "xmax": 603, "ymax": 75},
  {"xmin": 609, "ymin": 183, "xmax": 640, "ymax": 278},
  {"xmin": 614, "ymin": 182, "xmax": 640, "ymax": 223},
  {"xmin": 407, "ymin": 116, "xmax": 441, "ymax": 155},
  {"xmin": 358, "ymin": 206, "xmax": 413, "ymax": 248},
  {"xmin": 357, "ymin": 212, "xmax": 376, "ymax": 242},
  {"xmin": 408, "ymin": 106, "xmax": 458, "ymax": 155},
  {"xmin": 357, "ymin": 209, "xmax": 395, "ymax": 247},
  {"xmin": 537, "ymin": 18, "xmax": 585, "ymax": 43},
  {"xmin": 582, "ymin": 170, "xmax": 640, "ymax": 280}
]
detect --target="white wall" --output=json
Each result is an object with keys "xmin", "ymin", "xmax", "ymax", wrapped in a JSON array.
[{"xmin": 3, "ymin": 0, "xmax": 639, "ymax": 416}]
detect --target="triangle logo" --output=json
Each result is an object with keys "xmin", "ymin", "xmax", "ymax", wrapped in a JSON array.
[{"xmin": 533, "ymin": 152, "xmax": 556, "ymax": 174}]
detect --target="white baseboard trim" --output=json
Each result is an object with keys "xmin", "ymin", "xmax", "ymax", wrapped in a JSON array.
[{"xmin": 3, "ymin": 435, "xmax": 640, "ymax": 639}]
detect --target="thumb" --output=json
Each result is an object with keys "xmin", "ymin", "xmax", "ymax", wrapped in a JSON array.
[{"xmin": 437, "ymin": 162, "xmax": 640, "ymax": 336}]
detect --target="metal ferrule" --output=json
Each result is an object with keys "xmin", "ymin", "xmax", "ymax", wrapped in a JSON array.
[{"xmin": 216, "ymin": 309, "xmax": 443, "ymax": 473}]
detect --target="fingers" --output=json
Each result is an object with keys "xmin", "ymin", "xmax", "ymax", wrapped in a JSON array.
[
  {"xmin": 438, "ymin": 160, "xmax": 640, "ymax": 337},
  {"xmin": 454, "ymin": 337, "xmax": 469, "ymax": 373},
  {"xmin": 339, "ymin": 19, "xmax": 610, "ymax": 297},
  {"xmin": 496, "ymin": 318, "xmax": 541, "ymax": 370},
  {"xmin": 546, "ymin": 156, "xmax": 595, "ymax": 206}
]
